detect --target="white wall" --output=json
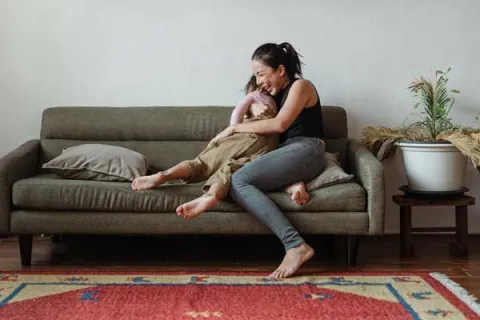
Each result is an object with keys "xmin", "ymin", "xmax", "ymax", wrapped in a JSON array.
[{"xmin": 1, "ymin": 0, "xmax": 479, "ymax": 234}]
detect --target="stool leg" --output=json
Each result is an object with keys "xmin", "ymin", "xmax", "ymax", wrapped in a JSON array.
[
  {"xmin": 400, "ymin": 206, "xmax": 414, "ymax": 257},
  {"xmin": 451, "ymin": 205, "xmax": 468, "ymax": 257}
]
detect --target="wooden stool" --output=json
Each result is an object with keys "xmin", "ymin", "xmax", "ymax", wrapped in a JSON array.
[{"xmin": 392, "ymin": 194, "xmax": 475, "ymax": 258}]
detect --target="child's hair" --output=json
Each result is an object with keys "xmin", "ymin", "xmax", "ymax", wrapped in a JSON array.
[{"xmin": 244, "ymin": 75, "xmax": 258, "ymax": 94}]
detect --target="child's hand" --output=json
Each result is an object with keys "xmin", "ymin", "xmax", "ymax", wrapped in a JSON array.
[
  {"xmin": 209, "ymin": 126, "xmax": 235, "ymax": 147},
  {"xmin": 250, "ymin": 103, "xmax": 270, "ymax": 118}
]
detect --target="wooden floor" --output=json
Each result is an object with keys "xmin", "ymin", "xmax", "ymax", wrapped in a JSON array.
[{"xmin": 1, "ymin": 234, "xmax": 480, "ymax": 299}]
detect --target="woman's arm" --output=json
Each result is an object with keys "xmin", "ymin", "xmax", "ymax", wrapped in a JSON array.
[
  {"xmin": 232, "ymin": 80, "xmax": 315, "ymax": 134},
  {"xmin": 209, "ymin": 80, "xmax": 316, "ymax": 145}
]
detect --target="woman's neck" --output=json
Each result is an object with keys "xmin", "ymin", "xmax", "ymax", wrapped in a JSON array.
[{"xmin": 278, "ymin": 77, "xmax": 290, "ymax": 92}]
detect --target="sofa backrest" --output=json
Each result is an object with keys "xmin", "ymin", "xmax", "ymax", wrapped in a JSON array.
[{"xmin": 39, "ymin": 106, "xmax": 348, "ymax": 172}]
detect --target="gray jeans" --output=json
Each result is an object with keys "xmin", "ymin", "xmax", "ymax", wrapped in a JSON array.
[{"xmin": 229, "ymin": 136, "xmax": 326, "ymax": 250}]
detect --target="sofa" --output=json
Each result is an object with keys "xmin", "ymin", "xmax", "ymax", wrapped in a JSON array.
[{"xmin": 0, "ymin": 106, "xmax": 385, "ymax": 266}]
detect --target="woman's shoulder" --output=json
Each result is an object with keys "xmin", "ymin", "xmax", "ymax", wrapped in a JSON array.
[
  {"xmin": 291, "ymin": 78, "xmax": 316, "ymax": 90},
  {"xmin": 289, "ymin": 79, "xmax": 318, "ymax": 99},
  {"xmin": 287, "ymin": 79, "xmax": 319, "ymax": 108}
]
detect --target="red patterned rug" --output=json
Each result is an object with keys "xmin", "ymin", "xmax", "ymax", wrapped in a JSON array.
[{"xmin": 0, "ymin": 271, "xmax": 479, "ymax": 319}]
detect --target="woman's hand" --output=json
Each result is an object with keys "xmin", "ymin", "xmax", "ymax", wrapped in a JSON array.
[{"xmin": 209, "ymin": 126, "xmax": 235, "ymax": 146}]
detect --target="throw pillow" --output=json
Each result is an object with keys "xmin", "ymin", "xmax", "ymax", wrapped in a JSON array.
[
  {"xmin": 42, "ymin": 144, "xmax": 148, "ymax": 182},
  {"xmin": 306, "ymin": 152, "xmax": 354, "ymax": 191}
]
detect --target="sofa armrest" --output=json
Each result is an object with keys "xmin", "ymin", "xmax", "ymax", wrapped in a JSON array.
[
  {"xmin": 0, "ymin": 140, "xmax": 40, "ymax": 235},
  {"xmin": 347, "ymin": 138, "xmax": 385, "ymax": 235}
]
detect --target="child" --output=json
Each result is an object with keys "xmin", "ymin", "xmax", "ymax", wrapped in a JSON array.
[{"xmin": 131, "ymin": 76, "xmax": 310, "ymax": 219}]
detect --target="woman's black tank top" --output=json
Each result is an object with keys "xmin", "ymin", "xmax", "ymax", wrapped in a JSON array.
[{"xmin": 273, "ymin": 78, "xmax": 325, "ymax": 143}]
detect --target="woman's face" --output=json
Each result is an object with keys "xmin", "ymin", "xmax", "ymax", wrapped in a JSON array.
[{"xmin": 251, "ymin": 59, "xmax": 287, "ymax": 96}]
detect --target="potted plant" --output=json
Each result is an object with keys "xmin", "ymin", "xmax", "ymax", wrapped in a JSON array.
[{"xmin": 360, "ymin": 68, "xmax": 480, "ymax": 193}]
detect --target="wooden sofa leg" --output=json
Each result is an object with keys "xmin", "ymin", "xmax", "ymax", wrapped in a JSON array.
[
  {"xmin": 326, "ymin": 235, "xmax": 336, "ymax": 258},
  {"xmin": 19, "ymin": 235, "xmax": 33, "ymax": 266},
  {"xmin": 346, "ymin": 235, "xmax": 360, "ymax": 267}
]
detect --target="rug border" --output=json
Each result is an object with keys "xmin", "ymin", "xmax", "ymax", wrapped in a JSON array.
[
  {"xmin": 1, "ymin": 270, "xmax": 479, "ymax": 318},
  {"xmin": 429, "ymin": 272, "xmax": 480, "ymax": 316},
  {"xmin": 0, "ymin": 270, "xmax": 463, "ymax": 276}
]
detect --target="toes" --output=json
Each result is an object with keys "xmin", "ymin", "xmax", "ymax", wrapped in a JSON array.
[
  {"xmin": 292, "ymin": 190, "xmax": 310, "ymax": 205},
  {"xmin": 295, "ymin": 198, "xmax": 306, "ymax": 205},
  {"xmin": 176, "ymin": 206, "xmax": 185, "ymax": 216},
  {"xmin": 293, "ymin": 194, "xmax": 304, "ymax": 205},
  {"xmin": 272, "ymin": 268, "xmax": 286, "ymax": 280},
  {"xmin": 270, "ymin": 269, "xmax": 280, "ymax": 279},
  {"xmin": 298, "ymin": 193, "xmax": 310, "ymax": 205},
  {"xmin": 274, "ymin": 271, "xmax": 281, "ymax": 280},
  {"xmin": 303, "ymin": 195, "xmax": 310, "ymax": 204}
]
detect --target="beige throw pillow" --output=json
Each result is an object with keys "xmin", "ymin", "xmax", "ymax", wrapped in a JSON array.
[
  {"xmin": 42, "ymin": 144, "xmax": 148, "ymax": 182},
  {"xmin": 306, "ymin": 152, "xmax": 354, "ymax": 191}
]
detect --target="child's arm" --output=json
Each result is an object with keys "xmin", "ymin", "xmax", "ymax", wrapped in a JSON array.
[{"xmin": 229, "ymin": 94, "xmax": 255, "ymax": 125}]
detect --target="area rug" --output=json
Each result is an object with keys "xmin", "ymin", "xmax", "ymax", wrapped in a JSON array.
[{"xmin": 0, "ymin": 271, "xmax": 479, "ymax": 319}]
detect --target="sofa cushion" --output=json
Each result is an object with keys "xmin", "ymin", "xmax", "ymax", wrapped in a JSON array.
[
  {"xmin": 306, "ymin": 152, "xmax": 354, "ymax": 191},
  {"xmin": 42, "ymin": 144, "xmax": 149, "ymax": 182},
  {"xmin": 12, "ymin": 174, "xmax": 366, "ymax": 213}
]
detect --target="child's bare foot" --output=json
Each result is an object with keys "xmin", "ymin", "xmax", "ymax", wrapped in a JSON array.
[
  {"xmin": 131, "ymin": 172, "xmax": 166, "ymax": 190},
  {"xmin": 286, "ymin": 182, "xmax": 310, "ymax": 205},
  {"xmin": 270, "ymin": 243, "xmax": 315, "ymax": 279},
  {"xmin": 176, "ymin": 194, "xmax": 218, "ymax": 219}
]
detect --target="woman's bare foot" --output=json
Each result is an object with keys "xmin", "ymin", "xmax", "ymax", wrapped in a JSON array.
[
  {"xmin": 176, "ymin": 194, "xmax": 218, "ymax": 219},
  {"xmin": 131, "ymin": 172, "xmax": 166, "ymax": 190},
  {"xmin": 270, "ymin": 243, "xmax": 315, "ymax": 279},
  {"xmin": 286, "ymin": 182, "xmax": 310, "ymax": 205}
]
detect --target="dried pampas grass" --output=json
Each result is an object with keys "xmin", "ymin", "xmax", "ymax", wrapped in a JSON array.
[{"xmin": 360, "ymin": 126, "xmax": 480, "ymax": 168}]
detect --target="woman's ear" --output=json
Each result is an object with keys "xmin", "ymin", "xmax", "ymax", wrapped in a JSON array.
[{"xmin": 277, "ymin": 64, "xmax": 286, "ymax": 77}]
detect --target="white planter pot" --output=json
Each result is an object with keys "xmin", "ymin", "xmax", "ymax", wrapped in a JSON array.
[{"xmin": 396, "ymin": 141, "xmax": 467, "ymax": 192}]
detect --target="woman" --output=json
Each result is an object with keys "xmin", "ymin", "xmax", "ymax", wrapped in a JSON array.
[
  {"xmin": 212, "ymin": 42, "xmax": 326, "ymax": 279},
  {"xmin": 131, "ymin": 76, "xmax": 308, "ymax": 219}
]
